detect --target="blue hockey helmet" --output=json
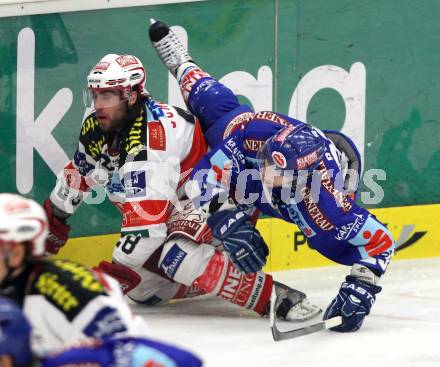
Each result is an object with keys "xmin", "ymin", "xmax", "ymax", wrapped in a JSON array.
[
  {"xmin": 258, "ymin": 123, "xmax": 326, "ymax": 173},
  {"xmin": 0, "ymin": 297, "xmax": 33, "ymax": 366}
]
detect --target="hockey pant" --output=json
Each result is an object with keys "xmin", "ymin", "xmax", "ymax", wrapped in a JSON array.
[
  {"xmin": 158, "ymin": 237, "xmax": 272, "ymax": 315},
  {"xmin": 111, "ymin": 236, "xmax": 272, "ymax": 316}
]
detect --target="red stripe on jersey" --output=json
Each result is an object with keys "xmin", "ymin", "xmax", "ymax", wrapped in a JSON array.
[
  {"xmin": 122, "ymin": 200, "xmax": 169, "ymax": 228},
  {"xmin": 178, "ymin": 119, "xmax": 208, "ymax": 187}
]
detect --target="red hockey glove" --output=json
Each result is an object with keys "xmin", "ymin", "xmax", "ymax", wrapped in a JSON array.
[{"xmin": 43, "ymin": 198, "xmax": 71, "ymax": 255}]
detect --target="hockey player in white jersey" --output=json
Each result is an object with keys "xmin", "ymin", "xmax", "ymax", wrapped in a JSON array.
[
  {"xmin": 0, "ymin": 295, "xmax": 202, "ymax": 367},
  {"xmin": 0, "ymin": 193, "xmax": 150, "ymax": 357},
  {"xmin": 43, "ymin": 53, "xmax": 321, "ymax": 322}
]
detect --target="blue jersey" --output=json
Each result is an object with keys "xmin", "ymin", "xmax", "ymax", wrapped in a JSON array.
[
  {"xmin": 185, "ymin": 72, "xmax": 394, "ymax": 276},
  {"xmin": 41, "ymin": 337, "xmax": 202, "ymax": 367}
]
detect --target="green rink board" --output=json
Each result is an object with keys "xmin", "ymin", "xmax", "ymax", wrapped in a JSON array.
[{"xmin": 1, "ymin": 0, "xmax": 439, "ymax": 238}]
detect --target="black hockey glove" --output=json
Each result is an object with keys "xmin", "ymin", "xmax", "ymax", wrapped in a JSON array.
[{"xmin": 207, "ymin": 209, "xmax": 269, "ymax": 274}]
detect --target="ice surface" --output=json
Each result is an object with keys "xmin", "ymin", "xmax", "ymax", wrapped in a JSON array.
[{"xmin": 132, "ymin": 258, "xmax": 440, "ymax": 367}]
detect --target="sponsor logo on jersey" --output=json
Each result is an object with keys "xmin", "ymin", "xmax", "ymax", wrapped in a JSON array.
[
  {"xmin": 35, "ymin": 272, "xmax": 79, "ymax": 311},
  {"xmin": 335, "ymin": 213, "xmax": 366, "ymax": 241},
  {"xmin": 87, "ymin": 135, "xmax": 106, "ymax": 159},
  {"xmin": 125, "ymin": 117, "xmax": 144, "ymax": 155},
  {"xmin": 81, "ymin": 117, "xmax": 99, "ymax": 136},
  {"xmin": 301, "ymin": 187, "xmax": 335, "ymax": 231},
  {"xmin": 296, "ymin": 150, "xmax": 319, "ymax": 170},
  {"xmin": 253, "ymin": 111, "xmax": 290, "ymax": 127},
  {"xmin": 106, "ymin": 173, "xmax": 125, "ymax": 194},
  {"xmin": 167, "ymin": 202, "xmax": 205, "ymax": 240},
  {"xmin": 272, "ymin": 151, "xmax": 287, "ymax": 168},
  {"xmin": 168, "ymin": 219, "xmax": 202, "ymax": 238},
  {"xmin": 274, "ymin": 124, "xmax": 296, "ymax": 143},
  {"xmin": 122, "ymin": 200, "xmax": 168, "ymax": 228},
  {"xmin": 219, "ymin": 262, "xmax": 257, "ymax": 308},
  {"xmin": 54, "ymin": 259, "xmax": 104, "ymax": 293},
  {"xmin": 124, "ymin": 170, "xmax": 146, "ymax": 197},
  {"xmin": 243, "ymin": 138, "xmax": 265, "ymax": 152},
  {"xmin": 224, "ymin": 138, "xmax": 246, "ymax": 167},
  {"xmin": 362, "ymin": 229, "xmax": 394, "ymax": 257},
  {"xmin": 348, "ymin": 216, "xmax": 395, "ymax": 257},
  {"xmin": 83, "ymin": 306, "xmax": 127, "ymax": 338},
  {"xmin": 279, "ymin": 198, "xmax": 317, "ymax": 238},
  {"xmin": 148, "ymin": 121, "xmax": 166, "ymax": 150},
  {"xmin": 223, "ymin": 112, "xmax": 254, "ymax": 138},
  {"xmin": 318, "ymin": 161, "xmax": 353, "ymax": 212},
  {"xmin": 160, "ymin": 244, "xmax": 187, "ymax": 278},
  {"xmin": 115, "ymin": 55, "xmax": 139, "ymax": 68}
]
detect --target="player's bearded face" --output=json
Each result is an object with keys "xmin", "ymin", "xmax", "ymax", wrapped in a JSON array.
[{"xmin": 92, "ymin": 89, "xmax": 130, "ymax": 132}]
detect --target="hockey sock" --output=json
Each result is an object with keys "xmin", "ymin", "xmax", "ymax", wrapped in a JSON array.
[{"xmin": 193, "ymin": 251, "xmax": 273, "ymax": 315}]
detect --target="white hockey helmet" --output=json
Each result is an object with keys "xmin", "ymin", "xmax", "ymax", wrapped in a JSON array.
[
  {"xmin": 0, "ymin": 193, "xmax": 48, "ymax": 257},
  {"xmin": 84, "ymin": 53, "xmax": 147, "ymax": 106}
]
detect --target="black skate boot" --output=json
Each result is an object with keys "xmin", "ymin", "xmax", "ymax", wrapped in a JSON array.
[
  {"xmin": 268, "ymin": 281, "xmax": 321, "ymax": 321},
  {"xmin": 149, "ymin": 19, "xmax": 194, "ymax": 77}
]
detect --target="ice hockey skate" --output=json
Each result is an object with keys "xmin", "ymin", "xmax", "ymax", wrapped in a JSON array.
[
  {"xmin": 267, "ymin": 281, "xmax": 322, "ymax": 321},
  {"xmin": 149, "ymin": 19, "xmax": 194, "ymax": 77}
]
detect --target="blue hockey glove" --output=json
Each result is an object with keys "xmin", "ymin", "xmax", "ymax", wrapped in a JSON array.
[
  {"xmin": 323, "ymin": 275, "xmax": 382, "ymax": 332},
  {"xmin": 207, "ymin": 209, "xmax": 269, "ymax": 274}
]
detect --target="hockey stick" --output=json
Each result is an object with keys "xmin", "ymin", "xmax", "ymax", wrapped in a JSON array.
[{"xmin": 269, "ymin": 288, "xmax": 342, "ymax": 341}]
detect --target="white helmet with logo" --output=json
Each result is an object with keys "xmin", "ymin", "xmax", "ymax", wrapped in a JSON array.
[
  {"xmin": 0, "ymin": 193, "xmax": 48, "ymax": 256},
  {"xmin": 85, "ymin": 54, "xmax": 147, "ymax": 104}
]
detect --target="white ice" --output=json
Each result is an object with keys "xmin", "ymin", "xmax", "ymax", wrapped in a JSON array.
[{"xmin": 132, "ymin": 258, "xmax": 440, "ymax": 367}]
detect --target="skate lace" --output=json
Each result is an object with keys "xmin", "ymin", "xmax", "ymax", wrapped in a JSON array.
[{"xmin": 154, "ymin": 32, "xmax": 191, "ymax": 69}]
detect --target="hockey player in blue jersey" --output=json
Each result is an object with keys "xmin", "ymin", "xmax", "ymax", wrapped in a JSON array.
[
  {"xmin": 149, "ymin": 20, "xmax": 396, "ymax": 332},
  {"xmin": 0, "ymin": 296, "xmax": 202, "ymax": 367}
]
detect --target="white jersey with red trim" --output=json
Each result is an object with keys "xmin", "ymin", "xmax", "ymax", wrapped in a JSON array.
[
  {"xmin": 49, "ymin": 98, "xmax": 207, "ymax": 270},
  {"xmin": 0, "ymin": 258, "xmax": 149, "ymax": 357}
]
